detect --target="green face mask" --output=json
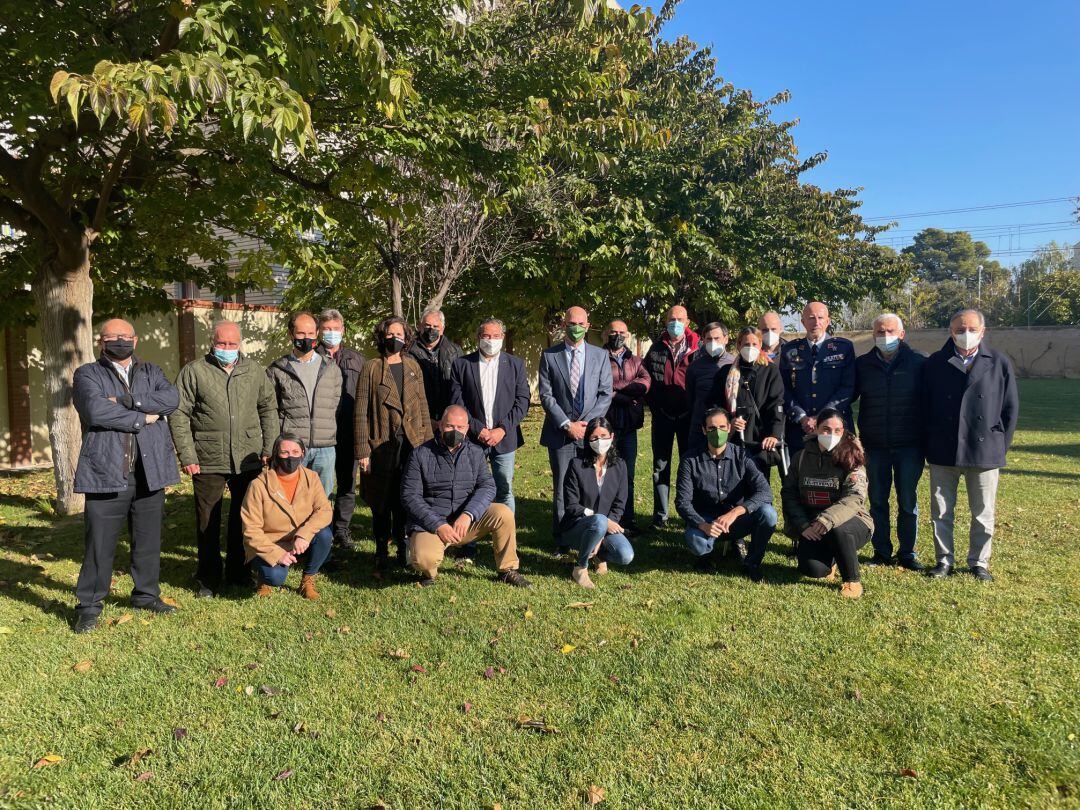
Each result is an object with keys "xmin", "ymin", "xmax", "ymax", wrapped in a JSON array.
[
  {"xmin": 566, "ymin": 324, "xmax": 587, "ymax": 342},
  {"xmin": 706, "ymin": 427, "xmax": 728, "ymax": 448}
]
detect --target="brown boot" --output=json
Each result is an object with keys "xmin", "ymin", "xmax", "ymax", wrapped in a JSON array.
[
  {"xmin": 255, "ymin": 576, "xmax": 273, "ymax": 598},
  {"xmin": 825, "ymin": 564, "xmax": 839, "ymax": 582},
  {"xmin": 594, "ymin": 561, "xmax": 609, "ymax": 576},
  {"xmin": 571, "ymin": 566, "xmax": 596, "ymax": 589},
  {"xmin": 840, "ymin": 581, "xmax": 863, "ymax": 600},
  {"xmin": 299, "ymin": 574, "xmax": 320, "ymax": 601}
]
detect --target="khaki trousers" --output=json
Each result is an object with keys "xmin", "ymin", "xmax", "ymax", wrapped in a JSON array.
[{"xmin": 408, "ymin": 503, "xmax": 519, "ymax": 579}]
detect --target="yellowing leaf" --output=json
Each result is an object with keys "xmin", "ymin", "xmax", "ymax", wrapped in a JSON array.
[
  {"xmin": 160, "ymin": 596, "xmax": 179, "ymax": 608},
  {"xmin": 0, "ymin": 626, "xmax": 13, "ymax": 635},
  {"xmin": 587, "ymin": 784, "xmax": 607, "ymax": 804},
  {"xmin": 72, "ymin": 660, "xmax": 93, "ymax": 673},
  {"xmin": 566, "ymin": 602, "xmax": 594, "ymax": 610},
  {"xmin": 32, "ymin": 753, "xmax": 63, "ymax": 769},
  {"xmin": 523, "ymin": 610, "xmax": 534, "ymax": 620},
  {"xmin": 115, "ymin": 613, "xmax": 134, "ymax": 625},
  {"xmin": 560, "ymin": 644, "xmax": 576, "ymax": 655}
]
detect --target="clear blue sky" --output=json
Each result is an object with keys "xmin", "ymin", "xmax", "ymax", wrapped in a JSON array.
[{"xmin": 664, "ymin": 0, "xmax": 1080, "ymax": 266}]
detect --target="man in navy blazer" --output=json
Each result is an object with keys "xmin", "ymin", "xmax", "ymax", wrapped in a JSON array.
[
  {"xmin": 538, "ymin": 306, "xmax": 614, "ymax": 551},
  {"xmin": 450, "ymin": 317, "xmax": 531, "ymax": 512}
]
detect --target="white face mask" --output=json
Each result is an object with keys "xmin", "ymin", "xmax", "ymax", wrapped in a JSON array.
[
  {"xmin": 478, "ymin": 338, "xmax": 503, "ymax": 357},
  {"xmin": 953, "ymin": 330, "xmax": 981, "ymax": 351},
  {"xmin": 875, "ymin": 334, "xmax": 900, "ymax": 353},
  {"xmin": 590, "ymin": 437, "xmax": 613, "ymax": 455},
  {"xmin": 761, "ymin": 329, "xmax": 779, "ymax": 348},
  {"xmin": 704, "ymin": 340, "xmax": 726, "ymax": 358},
  {"xmin": 817, "ymin": 432, "xmax": 842, "ymax": 452},
  {"xmin": 740, "ymin": 345, "xmax": 760, "ymax": 363}
]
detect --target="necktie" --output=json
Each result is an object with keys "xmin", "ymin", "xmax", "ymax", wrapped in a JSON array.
[
  {"xmin": 570, "ymin": 347, "xmax": 581, "ymax": 398},
  {"xmin": 811, "ymin": 343, "xmax": 819, "ymax": 359}
]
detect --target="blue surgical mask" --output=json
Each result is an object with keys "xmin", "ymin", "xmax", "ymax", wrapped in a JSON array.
[
  {"xmin": 322, "ymin": 330, "xmax": 343, "ymax": 347},
  {"xmin": 667, "ymin": 320, "xmax": 686, "ymax": 339},
  {"xmin": 213, "ymin": 348, "xmax": 239, "ymax": 365},
  {"xmin": 875, "ymin": 335, "xmax": 900, "ymax": 353}
]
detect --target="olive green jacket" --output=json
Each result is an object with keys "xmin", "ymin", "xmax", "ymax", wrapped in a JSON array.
[
  {"xmin": 780, "ymin": 440, "xmax": 873, "ymax": 537},
  {"xmin": 170, "ymin": 354, "xmax": 278, "ymax": 474}
]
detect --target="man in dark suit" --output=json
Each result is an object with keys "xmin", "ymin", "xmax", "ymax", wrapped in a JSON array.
[
  {"xmin": 316, "ymin": 309, "xmax": 366, "ymax": 550},
  {"xmin": 407, "ymin": 308, "xmax": 463, "ymax": 432},
  {"xmin": 922, "ymin": 309, "xmax": 1019, "ymax": 582},
  {"xmin": 779, "ymin": 301, "xmax": 856, "ymax": 451},
  {"xmin": 538, "ymin": 306, "xmax": 614, "ymax": 552},
  {"xmin": 450, "ymin": 316, "xmax": 531, "ymax": 511}
]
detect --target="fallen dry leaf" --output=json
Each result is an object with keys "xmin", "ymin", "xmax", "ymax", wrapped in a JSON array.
[
  {"xmin": 388, "ymin": 648, "xmax": 409, "ymax": 659},
  {"xmin": 630, "ymin": 638, "xmax": 640, "ymax": 649},
  {"xmin": 246, "ymin": 662, "xmax": 260, "ymax": 671},
  {"xmin": 72, "ymin": 660, "xmax": 93, "ymax": 673},
  {"xmin": 566, "ymin": 602, "xmax": 594, "ymax": 610},
  {"xmin": 324, "ymin": 608, "xmax": 337, "ymax": 618},
  {"xmin": 560, "ymin": 644, "xmax": 576, "ymax": 654},
  {"xmin": 483, "ymin": 666, "xmax": 495, "ymax": 680},
  {"xmin": 172, "ymin": 728, "xmax": 188, "ymax": 741},
  {"xmin": 516, "ymin": 715, "xmax": 558, "ymax": 734},
  {"xmin": 336, "ymin": 626, "xmax": 351, "ymax": 635},
  {"xmin": 463, "ymin": 702, "xmax": 472, "ymax": 714},
  {"xmin": 114, "ymin": 747, "xmax": 153, "ymax": 768},
  {"xmin": 273, "ymin": 768, "xmax": 294, "ymax": 781},
  {"xmin": 410, "ymin": 664, "xmax": 428, "ymax": 674},
  {"xmin": 134, "ymin": 771, "xmax": 153, "ymax": 782},
  {"xmin": 587, "ymin": 784, "xmax": 606, "ymax": 805},
  {"xmin": 260, "ymin": 685, "xmax": 281, "ymax": 697},
  {"xmin": 115, "ymin": 613, "xmax": 134, "ymax": 626},
  {"xmin": 523, "ymin": 609, "xmax": 534, "ymax": 620},
  {"xmin": 292, "ymin": 722, "xmax": 307, "ymax": 735},
  {"xmin": 608, "ymin": 675, "xmax": 620, "ymax": 684},
  {"xmin": 375, "ymin": 712, "xmax": 387, "ymax": 723},
  {"xmin": 899, "ymin": 768, "xmax": 919, "ymax": 779},
  {"xmin": 32, "ymin": 754, "xmax": 62, "ymax": 769},
  {"xmin": 160, "ymin": 596, "xmax": 179, "ymax": 608},
  {"xmin": 214, "ymin": 676, "xmax": 228, "ymax": 688},
  {"xmin": 244, "ymin": 685, "xmax": 255, "ymax": 696},
  {"xmin": 0, "ymin": 626, "xmax": 13, "ymax": 635}
]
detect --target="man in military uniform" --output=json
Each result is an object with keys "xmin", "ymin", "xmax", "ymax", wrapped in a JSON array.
[{"xmin": 779, "ymin": 301, "xmax": 856, "ymax": 452}]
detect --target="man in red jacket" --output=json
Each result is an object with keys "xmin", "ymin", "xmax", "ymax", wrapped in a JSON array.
[
  {"xmin": 642, "ymin": 305, "xmax": 700, "ymax": 528},
  {"xmin": 603, "ymin": 319, "xmax": 651, "ymax": 533}
]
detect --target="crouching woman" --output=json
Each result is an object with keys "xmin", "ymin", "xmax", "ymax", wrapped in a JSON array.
[
  {"xmin": 241, "ymin": 433, "xmax": 333, "ymax": 600},
  {"xmin": 781, "ymin": 408, "xmax": 873, "ymax": 599}
]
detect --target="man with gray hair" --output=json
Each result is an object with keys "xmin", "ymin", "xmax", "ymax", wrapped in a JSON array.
[
  {"xmin": 408, "ymin": 307, "xmax": 463, "ymax": 431},
  {"xmin": 172, "ymin": 319, "xmax": 278, "ymax": 596},
  {"xmin": 450, "ymin": 317, "xmax": 531, "ymax": 516},
  {"xmin": 316, "ymin": 309, "xmax": 366, "ymax": 550},
  {"xmin": 921, "ymin": 309, "xmax": 1019, "ymax": 582},
  {"xmin": 853, "ymin": 313, "xmax": 926, "ymax": 570}
]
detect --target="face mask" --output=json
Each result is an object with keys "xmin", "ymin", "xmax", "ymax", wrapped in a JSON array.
[
  {"xmin": 382, "ymin": 335, "xmax": 405, "ymax": 355},
  {"xmin": 566, "ymin": 324, "xmax": 587, "ymax": 342},
  {"xmin": 667, "ymin": 320, "xmax": 686, "ymax": 339},
  {"xmin": 321, "ymin": 330, "xmax": 343, "ymax": 347},
  {"xmin": 213, "ymin": 348, "xmax": 239, "ymax": 365},
  {"xmin": 421, "ymin": 326, "xmax": 441, "ymax": 344},
  {"xmin": 607, "ymin": 334, "xmax": 626, "ymax": 351},
  {"xmin": 479, "ymin": 338, "xmax": 503, "ymax": 357},
  {"xmin": 441, "ymin": 429, "xmax": 465, "ymax": 449},
  {"xmin": 953, "ymin": 330, "xmax": 980, "ymax": 351},
  {"xmin": 817, "ymin": 433, "xmax": 842, "ymax": 452},
  {"xmin": 704, "ymin": 340, "xmax": 726, "ymax": 358},
  {"xmin": 274, "ymin": 455, "xmax": 302, "ymax": 475},
  {"xmin": 740, "ymin": 345, "xmax": 760, "ymax": 363},
  {"xmin": 589, "ymin": 437, "xmax": 613, "ymax": 455},
  {"xmin": 706, "ymin": 427, "xmax": 728, "ymax": 448},
  {"xmin": 292, "ymin": 337, "xmax": 316, "ymax": 354},
  {"xmin": 761, "ymin": 330, "xmax": 779, "ymax": 348},
  {"xmin": 103, "ymin": 339, "xmax": 135, "ymax": 361},
  {"xmin": 875, "ymin": 334, "xmax": 900, "ymax": 353}
]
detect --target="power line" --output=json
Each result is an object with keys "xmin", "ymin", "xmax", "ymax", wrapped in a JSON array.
[
  {"xmin": 863, "ymin": 196, "xmax": 1077, "ymax": 222},
  {"xmin": 880, "ymin": 219, "xmax": 1077, "ymax": 236}
]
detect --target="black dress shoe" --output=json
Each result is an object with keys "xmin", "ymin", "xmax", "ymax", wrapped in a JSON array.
[
  {"xmin": 73, "ymin": 614, "xmax": 98, "ymax": 634},
  {"xmin": 498, "ymin": 569, "xmax": 533, "ymax": 589},
  {"xmin": 334, "ymin": 530, "xmax": 356, "ymax": 551},
  {"xmin": 867, "ymin": 554, "xmax": 895, "ymax": 566},
  {"xmin": 693, "ymin": 554, "xmax": 716, "ymax": 574},
  {"xmin": 194, "ymin": 580, "xmax": 215, "ymax": 599},
  {"xmin": 132, "ymin": 599, "xmax": 177, "ymax": 614},
  {"xmin": 969, "ymin": 566, "xmax": 994, "ymax": 582},
  {"xmin": 897, "ymin": 557, "xmax": 924, "ymax": 572},
  {"xmin": 926, "ymin": 562, "xmax": 953, "ymax": 579},
  {"xmin": 419, "ymin": 577, "xmax": 436, "ymax": 588},
  {"xmin": 743, "ymin": 564, "xmax": 764, "ymax": 583}
]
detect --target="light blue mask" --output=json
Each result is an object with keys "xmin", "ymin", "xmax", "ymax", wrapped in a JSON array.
[
  {"xmin": 875, "ymin": 334, "xmax": 900, "ymax": 353},
  {"xmin": 213, "ymin": 348, "xmax": 239, "ymax": 365},
  {"xmin": 667, "ymin": 320, "xmax": 686, "ymax": 339},
  {"xmin": 322, "ymin": 330, "xmax": 343, "ymax": 347}
]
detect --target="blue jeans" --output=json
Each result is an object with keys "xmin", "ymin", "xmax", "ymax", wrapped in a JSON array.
[
  {"xmin": 304, "ymin": 446, "xmax": 336, "ymax": 497},
  {"xmin": 564, "ymin": 514, "xmax": 635, "ymax": 569},
  {"xmin": 489, "ymin": 450, "xmax": 516, "ymax": 513},
  {"xmin": 683, "ymin": 505, "xmax": 777, "ymax": 567},
  {"xmin": 616, "ymin": 431, "xmax": 639, "ymax": 526},
  {"xmin": 254, "ymin": 526, "xmax": 333, "ymax": 586},
  {"xmin": 865, "ymin": 446, "xmax": 923, "ymax": 560}
]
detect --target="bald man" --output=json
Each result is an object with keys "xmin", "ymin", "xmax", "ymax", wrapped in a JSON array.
[
  {"xmin": 758, "ymin": 311, "xmax": 786, "ymax": 362},
  {"xmin": 778, "ymin": 302, "xmax": 856, "ymax": 452},
  {"xmin": 538, "ymin": 306, "xmax": 614, "ymax": 552},
  {"xmin": 71, "ymin": 318, "xmax": 181, "ymax": 633},
  {"xmin": 642, "ymin": 304, "xmax": 700, "ymax": 527},
  {"xmin": 401, "ymin": 405, "xmax": 531, "ymax": 587}
]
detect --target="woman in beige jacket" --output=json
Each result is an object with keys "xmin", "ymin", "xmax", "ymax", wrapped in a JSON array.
[
  {"xmin": 781, "ymin": 408, "xmax": 874, "ymax": 599},
  {"xmin": 242, "ymin": 433, "xmax": 333, "ymax": 600}
]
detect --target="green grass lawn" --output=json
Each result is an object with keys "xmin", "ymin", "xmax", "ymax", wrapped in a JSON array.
[{"xmin": 0, "ymin": 379, "xmax": 1077, "ymax": 808}]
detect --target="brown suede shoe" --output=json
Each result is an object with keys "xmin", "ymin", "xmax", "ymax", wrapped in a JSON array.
[
  {"xmin": 299, "ymin": 574, "xmax": 320, "ymax": 601},
  {"xmin": 571, "ymin": 566, "xmax": 596, "ymax": 589},
  {"xmin": 255, "ymin": 582, "xmax": 273, "ymax": 598},
  {"xmin": 825, "ymin": 564, "xmax": 839, "ymax": 582},
  {"xmin": 594, "ymin": 561, "xmax": 609, "ymax": 576},
  {"xmin": 840, "ymin": 581, "xmax": 863, "ymax": 600}
]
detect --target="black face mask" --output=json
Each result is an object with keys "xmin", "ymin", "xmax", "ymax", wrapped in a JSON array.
[
  {"xmin": 274, "ymin": 455, "xmax": 303, "ymax": 475},
  {"xmin": 292, "ymin": 337, "xmax": 316, "ymax": 354},
  {"xmin": 441, "ymin": 429, "xmax": 465, "ymax": 449},
  {"xmin": 382, "ymin": 335, "xmax": 405, "ymax": 355},
  {"xmin": 607, "ymin": 334, "xmax": 626, "ymax": 351},
  {"xmin": 103, "ymin": 339, "xmax": 135, "ymax": 361},
  {"xmin": 421, "ymin": 326, "xmax": 441, "ymax": 345}
]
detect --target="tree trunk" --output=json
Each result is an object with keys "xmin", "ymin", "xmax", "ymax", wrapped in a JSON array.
[
  {"xmin": 390, "ymin": 263, "xmax": 403, "ymax": 318},
  {"xmin": 32, "ymin": 233, "xmax": 95, "ymax": 516}
]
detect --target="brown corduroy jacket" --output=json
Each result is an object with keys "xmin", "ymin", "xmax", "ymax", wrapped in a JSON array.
[
  {"xmin": 354, "ymin": 355, "xmax": 431, "ymax": 506},
  {"xmin": 241, "ymin": 467, "xmax": 333, "ymax": 565}
]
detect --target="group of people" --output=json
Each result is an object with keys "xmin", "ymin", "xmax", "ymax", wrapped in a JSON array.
[{"xmin": 68, "ymin": 302, "xmax": 1019, "ymax": 632}]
